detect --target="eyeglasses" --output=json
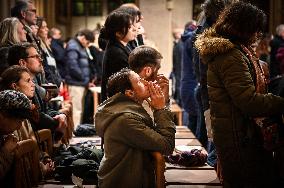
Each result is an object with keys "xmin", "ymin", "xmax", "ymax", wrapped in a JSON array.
[{"xmin": 25, "ymin": 54, "xmax": 42, "ymax": 60}]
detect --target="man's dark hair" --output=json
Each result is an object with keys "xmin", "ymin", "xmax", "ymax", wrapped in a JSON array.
[
  {"xmin": 8, "ymin": 42, "xmax": 36, "ymax": 66},
  {"xmin": 77, "ymin": 29, "xmax": 95, "ymax": 42},
  {"xmin": 214, "ymin": 2, "xmax": 267, "ymax": 46},
  {"xmin": 11, "ymin": 0, "xmax": 29, "ymax": 18},
  {"xmin": 107, "ymin": 68, "xmax": 132, "ymax": 98},
  {"xmin": 129, "ymin": 45, "xmax": 163, "ymax": 73}
]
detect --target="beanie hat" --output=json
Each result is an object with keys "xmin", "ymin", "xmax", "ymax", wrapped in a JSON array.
[{"xmin": 0, "ymin": 90, "xmax": 32, "ymax": 119}]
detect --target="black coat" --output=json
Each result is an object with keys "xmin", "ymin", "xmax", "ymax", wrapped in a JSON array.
[{"xmin": 101, "ymin": 40, "xmax": 130, "ymax": 102}]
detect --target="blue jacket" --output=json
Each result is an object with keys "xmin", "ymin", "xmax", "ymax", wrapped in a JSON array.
[
  {"xmin": 65, "ymin": 39, "xmax": 90, "ymax": 86},
  {"xmin": 192, "ymin": 20, "xmax": 211, "ymax": 111},
  {"xmin": 180, "ymin": 27, "xmax": 198, "ymax": 115}
]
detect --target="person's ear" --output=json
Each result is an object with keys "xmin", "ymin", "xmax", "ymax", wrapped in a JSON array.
[
  {"xmin": 19, "ymin": 59, "xmax": 26, "ymax": 66},
  {"xmin": 125, "ymin": 89, "xmax": 134, "ymax": 98},
  {"xmin": 115, "ymin": 32, "xmax": 123, "ymax": 40},
  {"xmin": 20, "ymin": 10, "xmax": 26, "ymax": 19},
  {"xmin": 11, "ymin": 83, "xmax": 18, "ymax": 90},
  {"xmin": 145, "ymin": 66, "xmax": 152, "ymax": 78}
]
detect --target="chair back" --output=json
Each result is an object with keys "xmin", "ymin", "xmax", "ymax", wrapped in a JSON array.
[
  {"xmin": 13, "ymin": 139, "xmax": 41, "ymax": 188},
  {"xmin": 37, "ymin": 129, "xmax": 53, "ymax": 156},
  {"xmin": 151, "ymin": 152, "xmax": 166, "ymax": 188}
]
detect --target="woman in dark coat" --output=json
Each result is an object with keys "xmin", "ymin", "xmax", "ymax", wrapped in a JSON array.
[
  {"xmin": 100, "ymin": 10, "xmax": 137, "ymax": 102},
  {"xmin": 195, "ymin": 2, "xmax": 284, "ymax": 187}
]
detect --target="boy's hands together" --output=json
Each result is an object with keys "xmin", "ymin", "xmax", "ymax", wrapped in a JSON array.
[{"xmin": 146, "ymin": 81, "xmax": 166, "ymax": 110}]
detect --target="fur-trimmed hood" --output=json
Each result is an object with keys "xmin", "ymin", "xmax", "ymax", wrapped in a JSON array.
[{"xmin": 195, "ymin": 28, "xmax": 235, "ymax": 63}]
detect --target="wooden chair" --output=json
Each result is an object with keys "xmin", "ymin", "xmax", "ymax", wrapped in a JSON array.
[
  {"xmin": 37, "ymin": 129, "xmax": 53, "ymax": 156},
  {"xmin": 59, "ymin": 101, "xmax": 74, "ymax": 144},
  {"xmin": 13, "ymin": 139, "xmax": 41, "ymax": 188},
  {"xmin": 151, "ymin": 152, "xmax": 166, "ymax": 188}
]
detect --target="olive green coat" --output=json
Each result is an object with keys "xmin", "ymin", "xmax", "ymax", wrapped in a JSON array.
[
  {"xmin": 95, "ymin": 93, "xmax": 176, "ymax": 188},
  {"xmin": 195, "ymin": 28, "xmax": 284, "ymax": 187}
]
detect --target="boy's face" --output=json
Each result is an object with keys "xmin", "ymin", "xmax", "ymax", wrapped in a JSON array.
[{"xmin": 129, "ymin": 71, "xmax": 150, "ymax": 100}]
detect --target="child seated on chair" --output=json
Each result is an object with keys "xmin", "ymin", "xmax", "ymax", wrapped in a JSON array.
[
  {"xmin": 0, "ymin": 66, "xmax": 55, "ymax": 178},
  {"xmin": 0, "ymin": 90, "xmax": 33, "ymax": 179}
]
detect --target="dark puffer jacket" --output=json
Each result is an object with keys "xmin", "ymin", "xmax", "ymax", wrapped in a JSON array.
[
  {"xmin": 195, "ymin": 28, "xmax": 284, "ymax": 187},
  {"xmin": 65, "ymin": 39, "xmax": 90, "ymax": 86}
]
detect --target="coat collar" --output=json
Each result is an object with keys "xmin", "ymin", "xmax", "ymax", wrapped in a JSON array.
[{"xmin": 195, "ymin": 28, "xmax": 235, "ymax": 60}]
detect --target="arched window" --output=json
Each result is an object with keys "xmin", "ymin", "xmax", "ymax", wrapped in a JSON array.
[
  {"xmin": 72, "ymin": 0, "xmax": 103, "ymax": 16},
  {"xmin": 107, "ymin": 0, "xmax": 136, "ymax": 13}
]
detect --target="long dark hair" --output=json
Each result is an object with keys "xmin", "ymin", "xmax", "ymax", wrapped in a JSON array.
[{"xmin": 100, "ymin": 10, "xmax": 134, "ymax": 42}]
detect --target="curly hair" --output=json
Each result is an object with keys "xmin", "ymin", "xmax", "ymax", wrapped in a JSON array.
[
  {"xmin": 214, "ymin": 2, "xmax": 267, "ymax": 45},
  {"xmin": 107, "ymin": 68, "xmax": 133, "ymax": 98},
  {"xmin": 201, "ymin": 0, "xmax": 235, "ymax": 25}
]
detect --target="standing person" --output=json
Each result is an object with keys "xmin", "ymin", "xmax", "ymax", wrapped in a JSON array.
[
  {"xmin": 65, "ymin": 29, "xmax": 94, "ymax": 128},
  {"xmin": 191, "ymin": 0, "xmax": 235, "ymax": 167},
  {"xmin": 100, "ymin": 10, "xmax": 137, "ymax": 102},
  {"xmin": 171, "ymin": 27, "xmax": 184, "ymax": 107},
  {"xmin": 11, "ymin": 0, "xmax": 40, "ymax": 51},
  {"xmin": 37, "ymin": 17, "xmax": 62, "ymax": 88},
  {"xmin": 118, "ymin": 3, "xmax": 144, "ymax": 51},
  {"xmin": 195, "ymin": 2, "xmax": 284, "ymax": 187},
  {"xmin": 179, "ymin": 22, "xmax": 198, "ymax": 134},
  {"xmin": 270, "ymin": 24, "xmax": 284, "ymax": 79},
  {"xmin": 269, "ymin": 24, "xmax": 284, "ymax": 94},
  {"xmin": 95, "ymin": 68, "xmax": 175, "ymax": 188},
  {"xmin": 49, "ymin": 27, "xmax": 66, "ymax": 79}
]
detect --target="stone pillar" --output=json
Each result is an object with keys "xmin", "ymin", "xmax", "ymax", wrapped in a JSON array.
[
  {"xmin": 139, "ymin": 0, "xmax": 192, "ymax": 75},
  {"xmin": 269, "ymin": 0, "xmax": 283, "ymax": 34}
]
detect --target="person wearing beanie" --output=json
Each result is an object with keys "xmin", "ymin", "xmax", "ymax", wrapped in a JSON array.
[{"xmin": 0, "ymin": 90, "xmax": 32, "ymax": 179}]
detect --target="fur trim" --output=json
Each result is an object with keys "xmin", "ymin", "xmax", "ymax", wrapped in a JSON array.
[{"xmin": 195, "ymin": 28, "xmax": 234, "ymax": 57}]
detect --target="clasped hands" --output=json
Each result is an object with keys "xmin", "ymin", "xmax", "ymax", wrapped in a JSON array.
[{"xmin": 146, "ymin": 74, "xmax": 169, "ymax": 110}]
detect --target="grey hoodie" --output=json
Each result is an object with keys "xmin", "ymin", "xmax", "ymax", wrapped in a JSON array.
[{"xmin": 95, "ymin": 93, "xmax": 176, "ymax": 188}]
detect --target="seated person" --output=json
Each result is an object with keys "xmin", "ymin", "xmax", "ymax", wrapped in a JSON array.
[
  {"xmin": 0, "ymin": 65, "xmax": 55, "ymax": 177},
  {"xmin": 0, "ymin": 90, "xmax": 32, "ymax": 180},
  {"xmin": 95, "ymin": 68, "xmax": 176, "ymax": 188},
  {"xmin": 7, "ymin": 43, "xmax": 67, "ymax": 141}
]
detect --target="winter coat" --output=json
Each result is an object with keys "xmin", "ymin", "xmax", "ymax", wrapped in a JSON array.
[
  {"xmin": 65, "ymin": 39, "xmax": 90, "ymax": 86},
  {"xmin": 195, "ymin": 28, "xmax": 284, "ymax": 187},
  {"xmin": 172, "ymin": 40, "xmax": 183, "ymax": 106},
  {"xmin": 0, "ymin": 136, "xmax": 14, "ymax": 180},
  {"xmin": 101, "ymin": 40, "xmax": 130, "ymax": 102},
  {"xmin": 95, "ymin": 93, "xmax": 176, "ymax": 188},
  {"xmin": 180, "ymin": 27, "xmax": 198, "ymax": 115},
  {"xmin": 192, "ymin": 19, "xmax": 211, "ymax": 111},
  {"xmin": 51, "ymin": 39, "xmax": 66, "ymax": 79}
]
